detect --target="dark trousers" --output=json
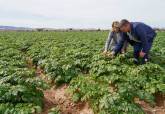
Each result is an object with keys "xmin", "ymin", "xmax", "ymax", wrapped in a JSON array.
[{"xmin": 133, "ymin": 38, "xmax": 154, "ymax": 64}]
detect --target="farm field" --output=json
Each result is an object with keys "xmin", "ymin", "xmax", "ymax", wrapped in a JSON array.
[{"xmin": 0, "ymin": 31, "xmax": 165, "ymax": 114}]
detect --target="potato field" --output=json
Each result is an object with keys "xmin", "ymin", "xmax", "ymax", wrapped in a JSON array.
[{"xmin": 0, "ymin": 31, "xmax": 165, "ymax": 114}]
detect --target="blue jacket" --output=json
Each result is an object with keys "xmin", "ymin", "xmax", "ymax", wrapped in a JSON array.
[{"xmin": 114, "ymin": 22, "xmax": 156, "ymax": 54}]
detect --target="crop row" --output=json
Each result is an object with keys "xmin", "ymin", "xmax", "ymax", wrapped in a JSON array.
[{"xmin": 0, "ymin": 31, "xmax": 165, "ymax": 114}]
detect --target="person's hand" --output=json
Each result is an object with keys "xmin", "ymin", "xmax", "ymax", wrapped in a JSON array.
[
  {"xmin": 110, "ymin": 51, "xmax": 115, "ymax": 56},
  {"xmin": 121, "ymin": 49, "xmax": 126, "ymax": 54},
  {"xmin": 102, "ymin": 50, "xmax": 107, "ymax": 55},
  {"xmin": 106, "ymin": 51, "xmax": 115, "ymax": 58},
  {"xmin": 139, "ymin": 51, "xmax": 146, "ymax": 58}
]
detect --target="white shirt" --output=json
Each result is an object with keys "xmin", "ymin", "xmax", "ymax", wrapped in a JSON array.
[{"xmin": 127, "ymin": 32, "xmax": 141, "ymax": 43}]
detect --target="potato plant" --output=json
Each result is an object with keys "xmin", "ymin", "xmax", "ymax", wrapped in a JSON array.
[{"xmin": 0, "ymin": 31, "xmax": 165, "ymax": 114}]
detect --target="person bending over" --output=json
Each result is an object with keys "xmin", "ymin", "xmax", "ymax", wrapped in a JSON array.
[
  {"xmin": 111, "ymin": 19, "xmax": 156, "ymax": 64},
  {"xmin": 103, "ymin": 21, "xmax": 128, "ymax": 54}
]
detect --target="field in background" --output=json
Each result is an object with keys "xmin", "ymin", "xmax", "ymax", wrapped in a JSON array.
[{"xmin": 0, "ymin": 31, "xmax": 165, "ymax": 114}]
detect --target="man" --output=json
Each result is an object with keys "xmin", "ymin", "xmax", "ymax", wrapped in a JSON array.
[{"xmin": 111, "ymin": 19, "xmax": 157, "ymax": 64}]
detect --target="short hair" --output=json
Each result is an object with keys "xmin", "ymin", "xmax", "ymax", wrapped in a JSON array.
[{"xmin": 119, "ymin": 19, "xmax": 130, "ymax": 28}]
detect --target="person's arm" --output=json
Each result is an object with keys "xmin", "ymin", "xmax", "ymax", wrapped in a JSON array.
[
  {"xmin": 104, "ymin": 31, "xmax": 114, "ymax": 52},
  {"xmin": 113, "ymin": 33, "xmax": 127, "ymax": 55},
  {"xmin": 135, "ymin": 25, "xmax": 149, "ymax": 54},
  {"xmin": 109, "ymin": 38, "xmax": 115, "ymax": 50}
]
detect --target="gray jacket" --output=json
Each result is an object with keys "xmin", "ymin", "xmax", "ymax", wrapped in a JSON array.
[{"xmin": 104, "ymin": 31, "xmax": 128, "ymax": 52}]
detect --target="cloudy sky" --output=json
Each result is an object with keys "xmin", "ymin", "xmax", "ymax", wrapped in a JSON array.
[{"xmin": 0, "ymin": 0, "xmax": 165, "ymax": 28}]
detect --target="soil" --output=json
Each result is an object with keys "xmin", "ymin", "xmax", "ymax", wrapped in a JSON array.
[
  {"xmin": 41, "ymin": 85, "xmax": 93, "ymax": 114},
  {"xmin": 27, "ymin": 58, "xmax": 165, "ymax": 114},
  {"xmin": 135, "ymin": 96, "xmax": 165, "ymax": 114},
  {"xmin": 35, "ymin": 66, "xmax": 93, "ymax": 114}
]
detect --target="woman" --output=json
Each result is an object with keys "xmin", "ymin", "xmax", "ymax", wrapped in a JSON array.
[{"xmin": 103, "ymin": 21, "xmax": 128, "ymax": 54}]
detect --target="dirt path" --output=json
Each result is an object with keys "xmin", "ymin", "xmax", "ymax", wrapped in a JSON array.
[
  {"xmin": 26, "ymin": 58, "xmax": 93, "ymax": 114},
  {"xmin": 135, "ymin": 97, "xmax": 165, "ymax": 114},
  {"xmin": 35, "ymin": 66, "xmax": 93, "ymax": 114},
  {"xmin": 41, "ymin": 84, "xmax": 93, "ymax": 114}
]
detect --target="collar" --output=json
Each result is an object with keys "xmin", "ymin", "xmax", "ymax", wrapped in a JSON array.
[{"xmin": 130, "ymin": 22, "xmax": 134, "ymax": 33}]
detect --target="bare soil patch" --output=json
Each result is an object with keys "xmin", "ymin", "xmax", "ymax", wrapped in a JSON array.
[
  {"xmin": 135, "ymin": 94, "xmax": 165, "ymax": 114},
  {"xmin": 41, "ymin": 85, "xmax": 93, "ymax": 114}
]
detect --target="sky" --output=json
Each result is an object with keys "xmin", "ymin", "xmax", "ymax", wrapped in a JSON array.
[{"xmin": 0, "ymin": 0, "xmax": 165, "ymax": 28}]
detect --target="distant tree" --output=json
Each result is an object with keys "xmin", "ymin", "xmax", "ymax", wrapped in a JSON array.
[
  {"xmin": 97, "ymin": 28, "xmax": 101, "ymax": 31},
  {"xmin": 36, "ymin": 28, "xmax": 44, "ymax": 32},
  {"xmin": 69, "ymin": 28, "xmax": 73, "ymax": 31}
]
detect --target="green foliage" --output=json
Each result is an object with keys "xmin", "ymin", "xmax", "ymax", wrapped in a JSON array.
[
  {"xmin": 48, "ymin": 107, "xmax": 61, "ymax": 114},
  {"xmin": 0, "ymin": 31, "xmax": 165, "ymax": 114},
  {"xmin": 0, "ymin": 103, "xmax": 42, "ymax": 114},
  {"xmin": 0, "ymin": 32, "xmax": 49, "ymax": 114}
]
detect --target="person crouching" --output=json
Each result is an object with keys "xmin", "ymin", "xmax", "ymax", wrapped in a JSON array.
[{"xmin": 103, "ymin": 21, "xmax": 128, "ymax": 55}]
